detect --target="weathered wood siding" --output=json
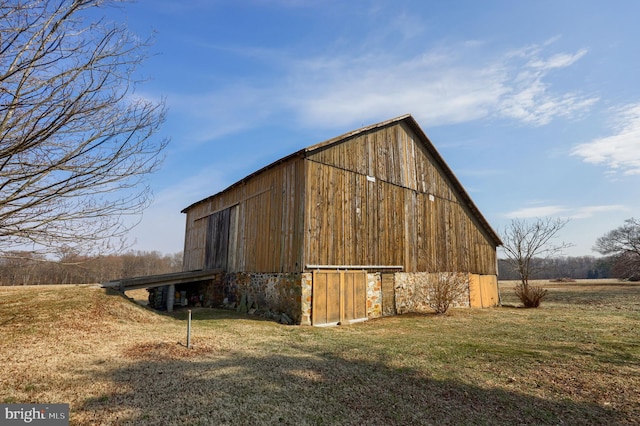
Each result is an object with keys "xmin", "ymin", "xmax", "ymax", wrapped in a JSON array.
[
  {"xmin": 183, "ymin": 157, "xmax": 305, "ymax": 272},
  {"xmin": 311, "ymin": 270, "xmax": 367, "ymax": 326},
  {"xmin": 184, "ymin": 119, "xmax": 497, "ymax": 276},
  {"xmin": 304, "ymin": 122, "xmax": 497, "ymax": 275},
  {"xmin": 469, "ymin": 274, "xmax": 500, "ymax": 308}
]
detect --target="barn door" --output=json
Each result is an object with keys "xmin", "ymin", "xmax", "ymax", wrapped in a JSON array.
[
  {"xmin": 312, "ymin": 271, "xmax": 341, "ymax": 325},
  {"xmin": 204, "ymin": 206, "xmax": 237, "ymax": 270},
  {"xmin": 469, "ymin": 274, "xmax": 499, "ymax": 308},
  {"xmin": 312, "ymin": 270, "xmax": 367, "ymax": 326}
]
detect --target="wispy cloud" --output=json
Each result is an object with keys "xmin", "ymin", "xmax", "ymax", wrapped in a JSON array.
[
  {"xmin": 497, "ymin": 46, "xmax": 597, "ymax": 125},
  {"xmin": 505, "ymin": 205, "xmax": 568, "ymax": 219},
  {"xmin": 571, "ymin": 103, "xmax": 640, "ymax": 176},
  {"xmin": 284, "ymin": 41, "xmax": 597, "ymax": 130},
  {"xmin": 527, "ymin": 48, "xmax": 588, "ymax": 70},
  {"xmin": 497, "ymin": 80, "xmax": 598, "ymax": 126},
  {"xmin": 151, "ymin": 166, "xmax": 229, "ymax": 209},
  {"xmin": 165, "ymin": 85, "xmax": 275, "ymax": 144},
  {"xmin": 284, "ymin": 53, "xmax": 507, "ymax": 128},
  {"xmin": 166, "ymin": 37, "xmax": 597, "ymax": 142},
  {"xmin": 569, "ymin": 205, "xmax": 629, "ymax": 219},
  {"xmin": 504, "ymin": 204, "xmax": 627, "ymax": 219}
]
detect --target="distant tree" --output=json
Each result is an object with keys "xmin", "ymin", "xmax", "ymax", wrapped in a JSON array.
[
  {"xmin": 594, "ymin": 257, "xmax": 612, "ymax": 279},
  {"xmin": 500, "ymin": 217, "xmax": 572, "ymax": 307},
  {"xmin": 594, "ymin": 218, "xmax": 640, "ymax": 280},
  {"xmin": 0, "ymin": 0, "xmax": 167, "ymax": 256},
  {"xmin": 0, "ymin": 251, "xmax": 46, "ymax": 285},
  {"xmin": 610, "ymin": 253, "xmax": 640, "ymax": 281},
  {"xmin": 497, "ymin": 255, "xmax": 610, "ymax": 281},
  {"xmin": 169, "ymin": 251, "xmax": 184, "ymax": 271},
  {"xmin": 0, "ymin": 250, "xmax": 182, "ymax": 285}
]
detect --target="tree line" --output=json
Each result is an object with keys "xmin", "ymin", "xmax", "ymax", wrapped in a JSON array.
[
  {"xmin": 497, "ymin": 256, "xmax": 614, "ymax": 281},
  {"xmin": 499, "ymin": 217, "xmax": 640, "ymax": 284},
  {"xmin": 0, "ymin": 251, "xmax": 620, "ymax": 286},
  {"xmin": 0, "ymin": 250, "xmax": 182, "ymax": 286}
]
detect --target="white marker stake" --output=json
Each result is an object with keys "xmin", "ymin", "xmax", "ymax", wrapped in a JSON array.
[{"xmin": 187, "ymin": 309, "xmax": 192, "ymax": 349}]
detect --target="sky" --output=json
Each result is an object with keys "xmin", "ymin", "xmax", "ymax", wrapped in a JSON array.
[{"xmin": 105, "ymin": 0, "xmax": 640, "ymax": 258}]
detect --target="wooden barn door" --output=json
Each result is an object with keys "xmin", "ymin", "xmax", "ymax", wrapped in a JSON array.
[
  {"xmin": 204, "ymin": 206, "xmax": 238, "ymax": 270},
  {"xmin": 342, "ymin": 271, "xmax": 367, "ymax": 322},
  {"xmin": 469, "ymin": 274, "xmax": 499, "ymax": 308},
  {"xmin": 312, "ymin": 270, "xmax": 367, "ymax": 326},
  {"xmin": 312, "ymin": 271, "xmax": 341, "ymax": 325}
]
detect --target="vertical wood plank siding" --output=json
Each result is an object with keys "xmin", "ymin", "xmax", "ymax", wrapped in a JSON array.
[
  {"xmin": 183, "ymin": 119, "xmax": 497, "ymax": 276},
  {"xmin": 183, "ymin": 157, "xmax": 305, "ymax": 272},
  {"xmin": 304, "ymin": 122, "xmax": 497, "ymax": 275},
  {"xmin": 204, "ymin": 208, "xmax": 230, "ymax": 269}
]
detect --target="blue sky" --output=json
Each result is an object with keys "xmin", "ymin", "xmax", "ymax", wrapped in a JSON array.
[{"xmin": 108, "ymin": 0, "xmax": 640, "ymax": 257}]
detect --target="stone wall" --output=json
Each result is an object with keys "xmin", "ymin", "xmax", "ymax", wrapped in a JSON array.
[
  {"xmin": 221, "ymin": 272, "xmax": 303, "ymax": 324},
  {"xmin": 300, "ymin": 273, "xmax": 313, "ymax": 325},
  {"xmin": 198, "ymin": 270, "xmax": 477, "ymax": 326},
  {"xmin": 197, "ymin": 274, "xmax": 224, "ymax": 307},
  {"xmin": 394, "ymin": 272, "xmax": 470, "ymax": 314},
  {"xmin": 366, "ymin": 272, "xmax": 383, "ymax": 319}
]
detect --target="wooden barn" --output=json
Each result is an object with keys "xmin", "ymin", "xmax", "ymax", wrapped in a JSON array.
[{"xmin": 181, "ymin": 114, "xmax": 502, "ymax": 325}]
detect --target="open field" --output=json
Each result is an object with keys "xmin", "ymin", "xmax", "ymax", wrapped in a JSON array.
[{"xmin": 1, "ymin": 280, "xmax": 639, "ymax": 425}]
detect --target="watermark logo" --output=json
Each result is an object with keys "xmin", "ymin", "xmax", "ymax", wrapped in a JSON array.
[{"xmin": 1, "ymin": 404, "xmax": 69, "ymax": 425}]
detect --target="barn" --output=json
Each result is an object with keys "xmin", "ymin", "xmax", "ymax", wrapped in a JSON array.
[{"xmin": 181, "ymin": 114, "xmax": 502, "ymax": 325}]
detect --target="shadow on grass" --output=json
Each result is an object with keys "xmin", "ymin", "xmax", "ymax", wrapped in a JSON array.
[
  {"xmin": 77, "ymin": 349, "xmax": 620, "ymax": 425},
  {"xmin": 167, "ymin": 307, "xmax": 276, "ymax": 324},
  {"xmin": 105, "ymin": 288, "xmax": 275, "ymax": 324}
]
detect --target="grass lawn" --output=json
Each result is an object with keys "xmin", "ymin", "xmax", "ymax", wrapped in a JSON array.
[{"xmin": 0, "ymin": 280, "xmax": 638, "ymax": 425}]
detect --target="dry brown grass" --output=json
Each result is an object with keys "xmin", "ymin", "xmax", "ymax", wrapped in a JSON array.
[
  {"xmin": 123, "ymin": 288, "xmax": 150, "ymax": 306},
  {"xmin": 1, "ymin": 280, "xmax": 639, "ymax": 425}
]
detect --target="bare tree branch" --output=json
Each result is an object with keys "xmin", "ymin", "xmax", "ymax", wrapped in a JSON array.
[
  {"xmin": 594, "ymin": 218, "xmax": 640, "ymax": 280},
  {"xmin": 500, "ymin": 217, "xmax": 572, "ymax": 286},
  {"xmin": 594, "ymin": 218, "xmax": 640, "ymax": 257},
  {"xmin": 0, "ymin": 0, "xmax": 167, "ymax": 256}
]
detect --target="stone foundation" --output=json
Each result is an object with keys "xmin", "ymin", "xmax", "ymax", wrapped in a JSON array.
[
  {"xmin": 301, "ymin": 272, "xmax": 313, "ymax": 325},
  {"xmin": 221, "ymin": 272, "xmax": 303, "ymax": 324},
  {"xmin": 394, "ymin": 272, "xmax": 470, "ymax": 314},
  {"xmin": 195, "ymin": 270, "xmax": 488, "ymax": 325},
  {"xmin": 366, "ymin": 272, "xmax": 383, "ymax": 319}
]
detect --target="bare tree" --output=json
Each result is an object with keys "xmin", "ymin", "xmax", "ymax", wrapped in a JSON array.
[
  {"xmin": 0, "ymin": 0, "xmax": 167, "ymax": 256},
  {"xmin": 500, "ymin": 217, "xmax": 572, "ymax": 307},
  {"xmin": 594, "ymin": 218, "xmax": 640, "ymax": 280}
]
